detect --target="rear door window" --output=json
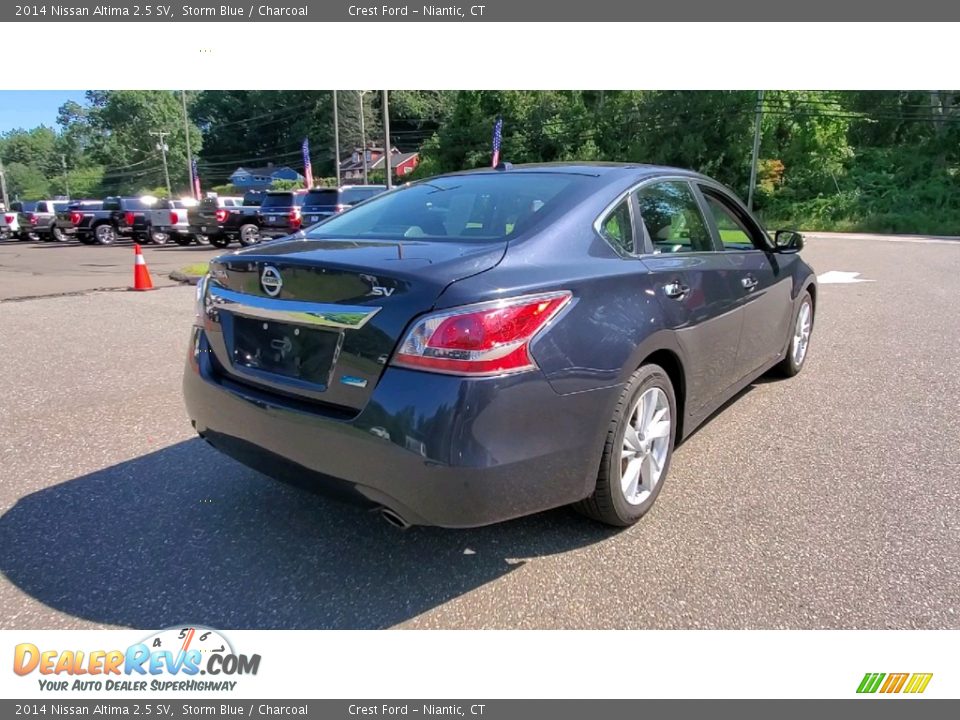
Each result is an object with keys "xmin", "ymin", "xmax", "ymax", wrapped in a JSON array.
[{"xmin": 635, "ymin": 181, "xmax": 714, "ymax": 253}]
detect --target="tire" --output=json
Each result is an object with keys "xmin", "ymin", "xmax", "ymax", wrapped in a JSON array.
[
  {"xmin": 52, "ymin": 227, "xmax": 66, "ymax": 242},
  {"xmin": 575, "ymin": 364, "xmax": 677, "ymax": 527},
  {"xmin": 173, "ymin": 234, "xmax": 194, "ymax": 246},
  {"xmin": 94, "ymin": 224, "xmax": 116, "ymax": 245},
  {"xmin": 238, "ymin": 224, "xmax": 260, "ymax": 247},
  {"xmin": 209, "ymin": 235, "xmax": 230, "ymax": 249},
  {"xmin": 194, "ymin": 234, "xmax": 211, "ymax": 246},
  {"xmin": 773, "ymin": 290, "xmax": 814, "ymax": 377},
  {"xmin": 77, "ymin": 234, "xmax": 96, "ymax": 245},
  {"xmin": 149, "ymin": 229, "xmax": 170, "ymax": 245}
]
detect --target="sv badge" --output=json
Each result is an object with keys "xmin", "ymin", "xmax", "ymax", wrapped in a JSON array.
[{"xmin": 369, "ymin": 286, "xmax": 395, "ymax": 297}]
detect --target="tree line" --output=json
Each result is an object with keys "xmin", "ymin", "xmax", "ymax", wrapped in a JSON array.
[{"xmin": 1, "ymin": 90, "xmax": 957, "ymax": 233}]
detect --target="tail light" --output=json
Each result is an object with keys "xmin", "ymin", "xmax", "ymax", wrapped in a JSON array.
[
  {"xmin": 69, "ymin": 212, "xmax": 83, "ymax": 225},
  {"xmin": 392, "ymin": 291, "xmax": 572, "ymax": 376},
  {"xmin": 215, "ymin": 208, "xmax": 229, "ymax": 223},
  {"xmin": 170, "ymin": 211, "xmax": 180, "ymax": 224},
  {"xmin": 27, "ymin": 213, "xmax": 38, "ymax": 225},
  {"xmin": 124, "ymin": 212, "xmax": 135, "ymax": 227},
  {"xmin": 289, "ymin": 209, "xmax": 301, "ymax": 228},
  {"xmin": 4, "ymin": 214, "xmax": 14, "ymax": 224}
]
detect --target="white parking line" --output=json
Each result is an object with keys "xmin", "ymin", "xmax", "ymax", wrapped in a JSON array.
[{"xmin": 817, "ymin": 271, "xmax": 875, "ymax": 284}]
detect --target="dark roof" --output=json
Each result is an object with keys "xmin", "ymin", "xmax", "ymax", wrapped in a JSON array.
[
  {"xmin": 442, "ymin": 161, "xmax": 710, "ymax": 180},
  {"xmin": 232, "ymin": 166, "xmax": 299, "ymax": 176}
]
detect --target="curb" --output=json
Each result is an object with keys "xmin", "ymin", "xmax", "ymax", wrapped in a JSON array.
[{"xmin": 169, "ymin": 270, "xmax": 202, "ymax": 285}]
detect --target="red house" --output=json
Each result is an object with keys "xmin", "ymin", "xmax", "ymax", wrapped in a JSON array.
[{"xmin": 340, "ymin": 146, "xmax": 420, "ymax": 181}]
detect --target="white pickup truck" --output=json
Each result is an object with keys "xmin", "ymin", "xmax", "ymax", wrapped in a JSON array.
[
  {"xmin": 0, "ymin": 207, "xmax": 20, "ymax": 240},
  {"xmin": 146, "ymin": 197, "xmax": 199, "ymax": 245}
]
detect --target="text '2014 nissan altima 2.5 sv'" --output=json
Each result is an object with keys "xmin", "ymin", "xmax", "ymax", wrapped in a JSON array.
[{"xmin": 183, "ymin": 163, "xmax": 816, "ymax": 528}]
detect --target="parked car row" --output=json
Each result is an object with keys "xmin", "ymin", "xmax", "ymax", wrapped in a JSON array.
[{"xmin": 1, "ymin": 185, "xmax": 389, "ymax": 247}]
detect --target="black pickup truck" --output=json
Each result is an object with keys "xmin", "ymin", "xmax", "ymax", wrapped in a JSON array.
[
  {"xmin": 54, "ymin": 200, "xmax": 103, "ymax": 241},
  {"xmin": 187, "ymin": 191, "xmax": 263, "ymax": 248},
  {"xmin": 75, "ymin": 196, "xmax": 152, "ymax": 245}
]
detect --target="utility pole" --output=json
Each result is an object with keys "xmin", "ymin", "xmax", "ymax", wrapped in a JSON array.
[
  {"xmin": 181, "ymin": 91, "xmax": 194, "ymax": 199},
  {"xmin": 747, "ymin": 90, "xmax": 764, "ymax": 212},
  {"xmin": 382, "ymin": 90, "xmax": 392, "ymax": 190},
  {"xmin": 150, "ymin": 130, "xmax": 172, "ymax": 197},
  {"xmin": 357, "ymin": 90, "xmax": 369, "ymax": 185},
  {"xmin": 61, "ymin": 155, "xmax": 70, "ymax": 199},
  {"xmin": 333, "ymin": 90, "xmax": 341, "ymax": 186},
  {"xmin": 0, "ymin": 157, "xmax": 9, "ymax": 210}
]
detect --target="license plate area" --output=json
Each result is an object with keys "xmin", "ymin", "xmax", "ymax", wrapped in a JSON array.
[{"xmin": 231, "ymin": 316, "xmax": 340, "ymax": 387}]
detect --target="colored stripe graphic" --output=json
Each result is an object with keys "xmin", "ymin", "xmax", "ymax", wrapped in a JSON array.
[
  {"xmin": 880, "ymin": 673, "xmax": 909, "ymax": 693},
  {"xmin": 903, "ymin": 673, "xmax": 933, "ymax": 694},
  {"xmin": 857, "ymin": 673, "xmax": 885, "ymax": 693}
]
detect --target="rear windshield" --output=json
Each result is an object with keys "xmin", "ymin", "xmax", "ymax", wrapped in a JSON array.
[
  {"xmin": 305, "ymin": 173, "xmax": 585, "ymax": 242},
  {"xmin": 304, "ymin": 189, "xmax": 338, "ymax": 208},
  {"xmin": 340, "ymin": 186, "xmax": 385, "ymax": 205},
  {"xmin": 16, "ymin": 202, "xmax": 39, "ymax": 212},
  {"xmin": 243, "ymin": 192, "xmax": 264, "ymax": 207},
  {"xmin": 260, "ymin": 193, "xmax": 296, "ymax": 209},
  {"xmin": 122, "ymin": 198, "xmax": 149, "ymax": 211},
  {"xmin": 52, "ymin": 202, "xmax": 69, "ymax": 212}
]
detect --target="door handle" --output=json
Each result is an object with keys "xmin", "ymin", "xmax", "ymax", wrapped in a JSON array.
[
  {"xmin": 741, "ymin": 276, "xmax": 758, "ymax": 291},
  {"xmin": 663, "ymin": 281, "xmax": 690, "ymax": 299}
]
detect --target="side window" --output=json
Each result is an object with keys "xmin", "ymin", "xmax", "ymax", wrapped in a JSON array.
[
  {"xmin": 635, "ymin": 181, "xmax": 713, "ymax": 253},
  {"xmin": 599, "ymin": 199, "xmax": 634, "ymax": 255},
  {"xmin": 702, "ymin": 192, "xmax": 760, "ymax": 251}
]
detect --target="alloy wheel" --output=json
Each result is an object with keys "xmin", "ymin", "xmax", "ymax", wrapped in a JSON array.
[{"xmin": 620, "ymin": 387, "xmax": 671, "ymax": 505}]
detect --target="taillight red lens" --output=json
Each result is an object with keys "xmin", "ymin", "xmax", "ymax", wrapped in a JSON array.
[
  {"xmin": 124, "ymin": 212, "xmax": 135, "ymax": 227},
  {"xmin": 215, "ymin": 209, "xmax": 228, "ymax": 223},
  {"xmin": 27, "ymin": 213, "xmax": 38, "ymax": 225},
  {"xmin": 4, "ymin": 214, "xmax": 15, "ymax": 224},
  {"xmin": 69, "ymin": 212, "xmax": 83, "ymax": 225},
  {"xmin": 170, "ymin": 211, "xmax": 179, "ymax": 224},
  {"xmin": 289, "ymin": 209, "xmax": 301, "ymax": 228},
  {"xmin": 392, "ymin": 292, "xmax": 572, "ymax": 376}
]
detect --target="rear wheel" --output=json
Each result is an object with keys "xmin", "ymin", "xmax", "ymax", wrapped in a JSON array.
[
  {"xmin": 149, "ymin": 229, "xmax": 170, "ymax": 245},
  {"xmin": 52, "ymin": 227, "xmax": 66, "ymax": 242},
  {"xmin": 94, "ymin": 224, "xmax": 116, "ymax": 245},
  {"xmin": 238, "ymin": 224, "xmax": 260, "ymax": 247},
  {"xmin": 194, "ymin": 234, "xmax": 211, "ymax": 246},
  {"xmin": 209, "ymin": 235, "xmax": 231, "ymax": 249},
  {"xmin": 773, "ymin": 290, "xmax": 814, "ymax": 377},
  {"xmin": 575, "ymin": 364, "xmax": 676, "ymax": 527}
]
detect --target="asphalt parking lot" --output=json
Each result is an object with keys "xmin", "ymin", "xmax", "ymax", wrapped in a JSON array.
[{"xmin": 0, "ymin": 233, "xmax": 958, "ymax": 629}]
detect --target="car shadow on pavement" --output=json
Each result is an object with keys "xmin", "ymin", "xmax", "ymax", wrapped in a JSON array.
[{"xmin": 0, "ymin": 439, "xmax": 615, "ymax": 630}]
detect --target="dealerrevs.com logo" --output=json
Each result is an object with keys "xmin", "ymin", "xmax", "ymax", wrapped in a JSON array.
[{"xmin": 13, "ymin": 626, "xmax": 261, "ymax": 693}]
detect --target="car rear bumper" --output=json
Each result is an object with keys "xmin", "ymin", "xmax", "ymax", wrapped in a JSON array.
[{"xmin": 183, "ymin": 327, "xmax": 615, "ymax": 527}]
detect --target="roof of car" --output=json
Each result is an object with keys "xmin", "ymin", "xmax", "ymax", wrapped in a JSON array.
[{"xmin": 444, "ymin": 162, "xmax": 710, "ymax": 181}]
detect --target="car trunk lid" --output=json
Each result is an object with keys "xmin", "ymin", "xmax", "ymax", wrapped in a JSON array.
[{"xmin": 202, "ymin": 237, "xmax": 507, "ymax": 412}]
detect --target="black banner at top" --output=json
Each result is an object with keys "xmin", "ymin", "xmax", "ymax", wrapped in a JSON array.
[{"xmin": 3, "ymin": 0, "xmax": 958, "ymax": 21}]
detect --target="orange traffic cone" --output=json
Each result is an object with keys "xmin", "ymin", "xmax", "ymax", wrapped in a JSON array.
[{"xmin": 132, "ymin": 244, "xmax": 154, "ymax": 291}]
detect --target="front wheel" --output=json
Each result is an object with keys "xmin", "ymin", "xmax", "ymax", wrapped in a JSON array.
[
  {"xmin": 52, "ymin": 227, "xmax": 66, "ymax": 242},
  {"xmin": 773, "ymin": 290, "xmax": 814, "ymax": 377},
  {"xmin": 194, "ymin": 234, "xmax": 211, "ymax": 246},
  {"xmin": 574, "ymin": 364, "xmax": 676, "ymax": 526},
  {"xmin": 173, "ymin": 234, "xmax": 194, "ymax": 246}
]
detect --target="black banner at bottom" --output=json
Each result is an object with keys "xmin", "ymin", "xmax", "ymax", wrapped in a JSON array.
[{"xmin": 2, "ymin": 700, "xmax": 958, "ymax": 719}]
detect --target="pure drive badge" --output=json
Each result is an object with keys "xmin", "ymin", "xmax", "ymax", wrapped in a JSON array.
[{"xmin": 260, "ymin": 266, "xmax": 282, "ymax": 297}]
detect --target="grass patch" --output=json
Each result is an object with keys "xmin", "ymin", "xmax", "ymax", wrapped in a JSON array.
[{"xmin": 179, "ymin": 263, "xmax": 210, "ymax": 277}]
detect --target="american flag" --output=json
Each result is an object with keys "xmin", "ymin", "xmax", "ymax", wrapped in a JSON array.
[
  {"xmin": 191, "ymin": 158, "xmax": 201, "ymax": 199},
  {"xmin": 302, "ymin": 137, "xmax": 314, "ymax": 188},
  {"xmin": 491, "ymin": 116, "xmax": 503, "ymax": 168}
]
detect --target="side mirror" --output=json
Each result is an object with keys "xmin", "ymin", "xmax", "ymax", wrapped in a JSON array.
[{"xmin": 774, "ymin": 229, "xmax": 804, "ymax": 253}]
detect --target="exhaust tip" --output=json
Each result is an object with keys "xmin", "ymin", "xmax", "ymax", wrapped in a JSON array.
[{"xmin": 379, "ymin": 507, "xmax": 412, "ymax": 530}]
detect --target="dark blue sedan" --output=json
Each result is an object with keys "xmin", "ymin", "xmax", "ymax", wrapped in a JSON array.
[{"xmin": 184, "ymin": 163, "xmax": 816, "ymax": 528}]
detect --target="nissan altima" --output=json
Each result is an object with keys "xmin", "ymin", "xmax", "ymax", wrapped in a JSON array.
[{"xmin": 184, "ymin": 163, "xmax": 816, "ymax": 528}]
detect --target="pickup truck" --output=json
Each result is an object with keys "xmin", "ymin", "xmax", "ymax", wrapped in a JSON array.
[
  {"xmin": 258, "ymin": 189, "xmax": 308, "ymax": 240},
  {"xmin": 1, "ymin": 206, "xmax": 21, "ymax": 240},
  {"xmin": 147, "ymin": 198, "xmax": 199, "ymax": 245},
  {"xmin": 187, "ymin": 192, "xmax": 262, "ymax": 248},
  {"xmin": 75, "ymin": 196, "xmax": 153, "ymax": 245},
  {"xmin": 18, "ymin": 199, "xmax": 71, "ymax": 241},
  {"xmin": 54, "ymin": 200, "xmax": 103, "ymax": 241}
]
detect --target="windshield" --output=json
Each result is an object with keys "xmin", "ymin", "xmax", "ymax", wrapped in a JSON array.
[
  {"xmin": 304, "ymin": 189, "xmax": 338, "ymax": 208},
  {"xmin": 340, "ymin": 186, "xmax": 385, "ymax": 205},
  {"xmin": 305, "ymin": 173, "xmax": 584, "ymax": 242}
]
